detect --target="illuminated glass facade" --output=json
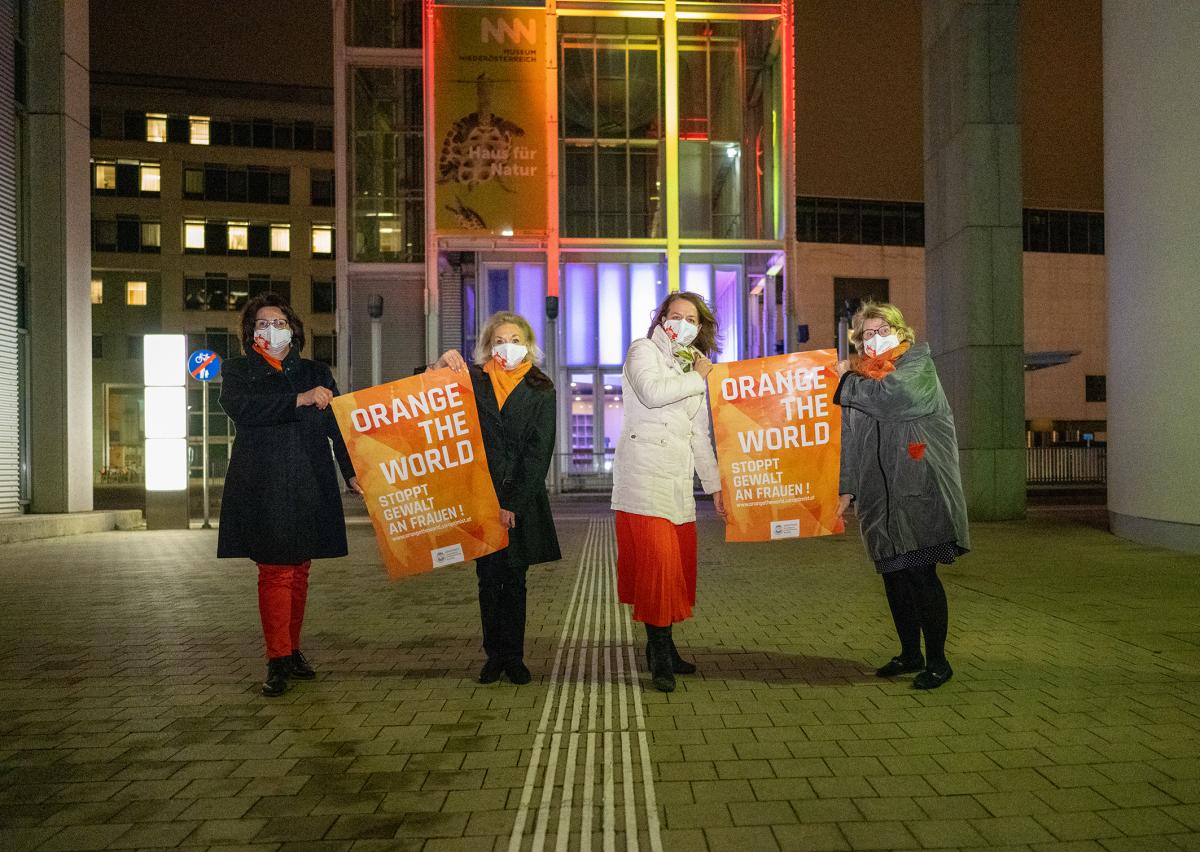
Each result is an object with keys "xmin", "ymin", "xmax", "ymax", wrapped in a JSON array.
[{"xmin": 338, "ymin": 0, "xmax": 794, "ymax": 485}]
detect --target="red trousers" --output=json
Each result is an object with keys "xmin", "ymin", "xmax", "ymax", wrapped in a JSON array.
[
  {"xmin": 257, "ymin": 562, "xmax": 310, "ymax": 659},
  {"xmin": 615, "ymin": 512, "xmax": 697, "ymax": 627}
]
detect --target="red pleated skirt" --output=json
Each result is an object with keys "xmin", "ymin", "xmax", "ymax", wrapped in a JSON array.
[{"xmin": 615, "ymin": 511, "xmax": 697, "ymax": 627}]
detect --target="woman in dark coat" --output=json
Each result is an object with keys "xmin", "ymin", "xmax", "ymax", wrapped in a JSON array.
[
  {"xmin": 434, "ymin": 311, "xmax": 561, "ymax": 685},
  {"xmin": 833, "ymin": 301, "xmax": 969, "ymax": 690},
  {"xmin": 219, "ymin": 293, "xmax": 362, "ymax": 697}
]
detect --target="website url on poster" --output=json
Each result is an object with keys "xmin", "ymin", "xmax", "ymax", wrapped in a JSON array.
[{"xmin": 389, "ymin": 517, "xmax": 473, "ymax": 542}]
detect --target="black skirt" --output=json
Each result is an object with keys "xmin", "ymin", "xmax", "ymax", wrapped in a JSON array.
[{"xmin": 875, "ymin": 541, "xmax": 968, "ymax": 574}]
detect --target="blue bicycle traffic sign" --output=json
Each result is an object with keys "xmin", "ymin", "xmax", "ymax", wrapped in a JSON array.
[{"xmin": 188, "ymin": 349, "xmax": 222, "ymax": 381}]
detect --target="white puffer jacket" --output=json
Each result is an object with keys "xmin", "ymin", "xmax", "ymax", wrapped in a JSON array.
[{"xmin": 610, "ymin": 326, "xmax": 721, "ymax": 525}]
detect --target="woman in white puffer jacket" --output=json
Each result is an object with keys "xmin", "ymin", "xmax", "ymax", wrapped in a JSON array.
[{"xmin": 612, "ymin": 292, "xmax": 726, "ymax": 693}]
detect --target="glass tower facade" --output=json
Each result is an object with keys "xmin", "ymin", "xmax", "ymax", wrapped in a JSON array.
[{"xmin": 338, "ymin": 0, "xmax": 793, "ymax": 486}]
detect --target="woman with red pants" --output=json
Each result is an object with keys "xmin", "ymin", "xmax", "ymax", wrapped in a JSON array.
[
  {"xmin": 611, "ymin": 292, "xmax": 726, "ymax": 692},
  {"xmin": 218, "ymin": 294, "xmax": 362, "ymax": 697}
]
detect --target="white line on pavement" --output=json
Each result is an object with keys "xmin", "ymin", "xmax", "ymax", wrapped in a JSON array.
[
  {"xmin": 510, "ymin": 521, "xmax": 595, "ymax": 852},
  {"xmin": 511, "ymin": 517, "xmax": 663, "ymax": 852}
]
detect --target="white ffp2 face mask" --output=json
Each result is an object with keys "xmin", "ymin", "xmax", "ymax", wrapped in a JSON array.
[
  {"xmin": 492, "ymin": 343, "xmax": 528, "ymax": 370},
  {"xmin": 255, "ymin": 325, "xmax": 293, "ymax": 357},
  {"xmin": 662, "ymin": 318, "xmax": 699, "ymax": 348},
  {"xmin": 863, "ymin": 332, "xmax": 900, "ymax": 357}
]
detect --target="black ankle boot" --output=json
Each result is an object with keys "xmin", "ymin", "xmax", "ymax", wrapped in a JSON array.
[
  {"xmin": 262, "ymin": 656, "xmax": 290, "ymax": 697},
  {"xmin": 645, "ymin": 625, "xmax": 675, "ymax": 693},
  {"xmin": 666, "ymin": 627, "xmax": 697, "ymax": 675},
  {"xmin": 289, "ymin": 650, "xmax": 316, "ymax": 680},
  {"xmin": 646, "ymin": 628, "xmax": 697, "ymax": 675}
]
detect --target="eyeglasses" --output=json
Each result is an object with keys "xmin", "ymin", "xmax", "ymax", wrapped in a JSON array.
[
  {"xmin": 254, "ymin": 319, "xmax": 290, "ymax": 331},
  {"xmin": 861, "ymin": 324, "xmax": 893, "ymax": 341}
]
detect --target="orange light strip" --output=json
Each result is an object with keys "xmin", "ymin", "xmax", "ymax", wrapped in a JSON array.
[
  {"xmin": 423, "ymin": 0, "xmax": 440, "ymax": 362},
  {"xmin": 546, "ymin": 1, "xmax": 561, "ymax": 298},
  {"xmin": 664, "ymin": 0, "xmax": 680, "ymax": 291}
]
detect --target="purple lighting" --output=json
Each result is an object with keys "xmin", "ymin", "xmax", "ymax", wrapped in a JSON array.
[
  {"xmin": 514, "ymin": 263, "xmax": 545, "ymax": 350},
  {"xmin": 714, "ymin": 267, "xmax": 740, "ymax": 362},
  {"xmin": 598, "ymin": 264, "xmax": 627, "ymax": 365},
  {"xmin": 629, "ymin": 263, "xmax": 662, "ymax": 340},
  {"xmin": 564, "ymin": 264, "xmax": 596, "ymax": 365},
  {"xmin": 683, "ymin": 263, "xmax": 712, "ymax": 304}
]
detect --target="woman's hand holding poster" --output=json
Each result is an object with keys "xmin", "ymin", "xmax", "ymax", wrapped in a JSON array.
[
  {"xmin": 332, "ymin": 368, "xmax": 508, "ymax": 577},
  {"xmin": 707, "ymin": 351, "xmax": 844, "ymax": 542}
]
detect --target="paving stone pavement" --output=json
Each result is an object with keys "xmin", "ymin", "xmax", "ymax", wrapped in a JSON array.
[{"xmin": 1, "ymin": 500, "xmax": 1199, "ymax": 851}]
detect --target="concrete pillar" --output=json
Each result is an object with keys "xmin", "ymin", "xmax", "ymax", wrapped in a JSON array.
[
  {"xmin": 27, "ymin": 2, "xmax": 92, "ymax": 513},
  {"xmin": 1104, "ymin": 2, "xmax": 1200, "ymax": 553},
  {"xmin": 0, "ymin": 0, "xmax": 19, "ymax": 515},
  {"xmin": 923, "ymin": 0, "xmax": 1026, "ymax": 521}
]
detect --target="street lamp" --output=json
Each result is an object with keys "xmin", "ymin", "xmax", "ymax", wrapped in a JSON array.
[{"xmin": 368, "ymin": 295, "xmax": 383, "ymax": 386}]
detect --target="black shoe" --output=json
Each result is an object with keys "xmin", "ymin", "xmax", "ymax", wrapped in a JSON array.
[
  {"xmin": 875, "ymin": 654, "xmax": 925, "ymax": 677},
  {"xmin": 479, "ymin": 659, "xmax": 505, "ymax": 684},
  {"xmin": 505, "ymin": 660, "xmax": 532, "ymax": 685},
  {"xmin": 261, "ymin": 656, "xmax": 290, "ymax": 697},
  {"xmin": 913, "ymin": 661, "xmax": 953, "ymax": 690},
  {"xmin": 645, "ymin": 626, "xmax": 676, "ymax": 693},
  {"xmin": 289, "ymin": 650, "xmax": 316, "ymax": 680}
]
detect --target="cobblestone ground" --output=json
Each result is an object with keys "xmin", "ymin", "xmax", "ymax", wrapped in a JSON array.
[{"xmin": 1, "ymin": 501, "xmax": 1199, "ymax": 851}]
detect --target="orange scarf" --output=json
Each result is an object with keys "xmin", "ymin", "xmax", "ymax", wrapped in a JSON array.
[
  {"xmin": 484, "ymin": 358, "xmax": 531, "ymax": 410},
  {"xmin": 253, "ymin": 344, "xmax": 284, "ymax": 372},
  {"xmin": 852, "ymin": 341, "xmax": 910, "ymax": 381}
]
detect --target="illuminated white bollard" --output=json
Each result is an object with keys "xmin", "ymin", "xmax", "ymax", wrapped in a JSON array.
[{"xmin": 143, "ymin": 334, "xmax": 189, "ymax": 529}]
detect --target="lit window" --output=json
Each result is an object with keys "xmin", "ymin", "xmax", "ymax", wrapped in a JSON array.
[
  {"xmin": 270, "ymin": 224, "xmax": 290, "ymax": 254},
  {"xmin": 141, "ymin": 222, "xmax": 161, "ymax": 249},
  {"xmin": 227, "ymin": 223, "xmax": 248, "ymax": 252},
  {"xmin": 378, "ymin": 225, "xmax": 403, "ymax": 254},
  {"xmin": 189, "ymin": 115, "xmax": 210, "ymax": 145},
  {"xmin": 311, "ymin": 225, "xmax": 333, "ymax": 256},
  {"xmin": 91, "ymin": 279, "xmax": 104, "ymax": 304},
  {"xmin": 140, "ymin": 163, "xmax": 160, "ymax": 193},
  {"xmin": 94, "ymin": 162, "xmax": 115, "ymax": 190},
  {"xmin": 184, "ymin": 221, "xmax": 205, "ymax": 250},
  {"xmin": 145, "ymin": 113, "xmax": 167, "ymax": 143},
  {"xmin": 127, "ymin": 281, "xmax": 148, "ymax": 306}
]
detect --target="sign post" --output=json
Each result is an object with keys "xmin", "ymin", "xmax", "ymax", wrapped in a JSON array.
[{"xmin": 188, "ymin": 349, "xmax": 222, "ymax": 530}]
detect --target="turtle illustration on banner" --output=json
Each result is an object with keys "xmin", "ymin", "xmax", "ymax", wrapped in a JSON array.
[
  {"xmin": 445, "ymin": 196, "xmax": 486, "ymax": 231},
  {"xmin": 437, "ymin": 74, "xmax": 525, "ymax": 193}
]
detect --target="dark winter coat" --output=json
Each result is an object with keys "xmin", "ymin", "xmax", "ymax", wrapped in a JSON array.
[
  {"xmin": 217, "ymin": 349, "xmax": 356, "ymax": 564},
  {"xmin": 470, "ymin": 363, "xmax": 562, "ymax": 568},
  {"xmin": 834, "ymin": 343, "xmax": 971, "ymax": 564}
]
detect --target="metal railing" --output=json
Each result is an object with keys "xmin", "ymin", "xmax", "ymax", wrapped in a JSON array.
[
  {"xmin": 557, "ymin": 451, "xmax": 615, "ymax": 493},
  {"xmin": 1026, "ymin": 446, "xmax": 1106, "ymax": 485},
  {"xmin": 557, "ymin": 447, "xmax": 1109, "ymax": 492}
]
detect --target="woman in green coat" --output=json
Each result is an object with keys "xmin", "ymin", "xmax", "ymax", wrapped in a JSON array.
[{"xmin": 833, "ymin": 301, "xmax": 970, "ymax": 690}]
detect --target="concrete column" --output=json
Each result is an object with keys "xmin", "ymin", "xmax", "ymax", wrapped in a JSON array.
[
  {"xmin": 1104, "ymin": 2, "xmax": 1200, "ymax": 553},
  {"xmin": 27, "ymin": 2, "xmax": 92, "ymax": 513},
  {"xmin": 923, "ymin": 0, "xmax": 1025, "ymax": 520},
  {"xmin": 0, "ymin": 0, "xmax": 19, "ymax": 515}
]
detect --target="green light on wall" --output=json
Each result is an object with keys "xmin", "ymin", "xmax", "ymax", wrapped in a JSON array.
[{"xmin": 772, "ymin": 107, "xmax": 780, "ymax": 240}]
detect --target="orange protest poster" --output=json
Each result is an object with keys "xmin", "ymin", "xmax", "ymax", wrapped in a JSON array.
[
  {"xmin": 331, "ymin": 368, "xmax": 508, "ymax": 577},
  {"xmin": 707, "ymin": 351, "xmax": 844, "ymax": 542}
]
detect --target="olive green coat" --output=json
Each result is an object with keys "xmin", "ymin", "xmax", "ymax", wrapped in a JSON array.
[{"xmin": 834, "ymin": 343, "xmax": 970, "ymax": 564}]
